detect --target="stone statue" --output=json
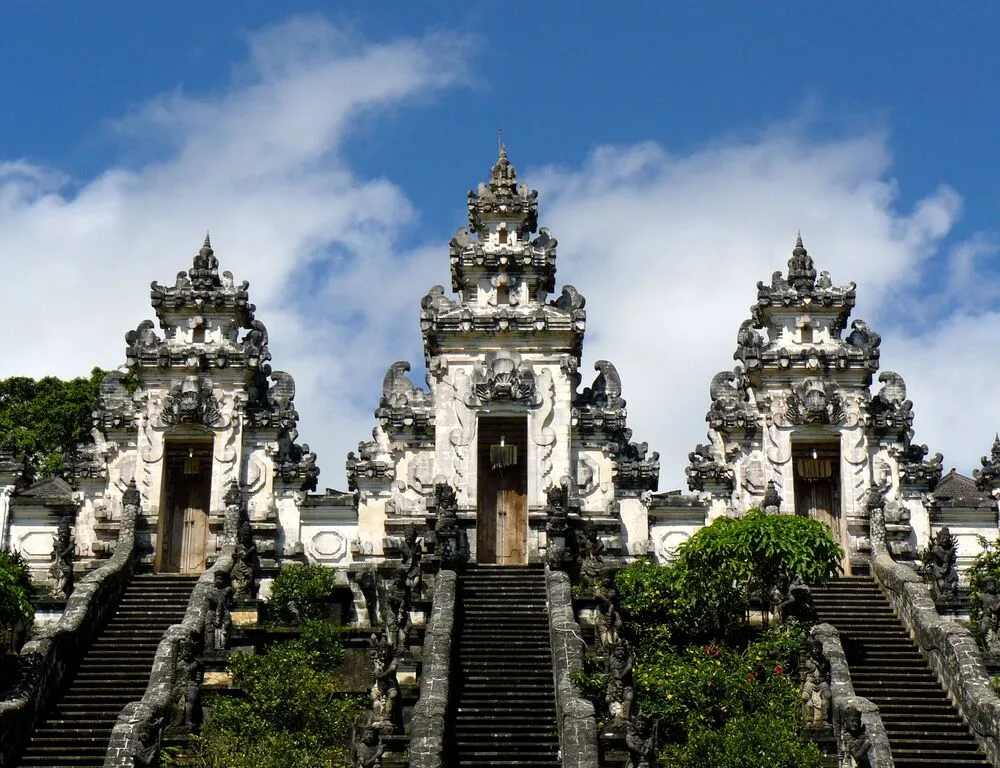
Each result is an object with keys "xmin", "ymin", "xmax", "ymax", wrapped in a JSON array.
[
  {"xmin": 203, "ymin": 571, "xmax": 234, "ymax": 654},
  {"xmin": 918, "ymin": 528, "xmax": 959, "ymax": 602},
  {"xmin": 400, "ymin": 526, "xmax": 423, "ymax": 600},
  {"xmin": 625, "ymin": 713, "xmax": 656, "ymax": 768},
  {"xmin": 544, "ymin": 481, "xmax": 570, "ymax": 571},
  {"xmin": 799, "ymin": 639, "xmax": 831, "ymax": 728},
  {"xmin": 369, "ymin": 634, "xmax": 400, "ymax": 733},
  {"xmin": 433, "ymin": 482, "xmax": 466, "ymax": 570},
  {"xmin": 594, "ymin": 586, "xmax": 623, "ymax": 652},
  {"xmin": 762, "ymin": 480, "xmax": 781, "ymax": 513},
  {"xmin": 47, "ymin": 518, "xmax": 74, "ymax": 600},
  {"xmin": 974, "ymin": 575, "xmax": 1000, "ymax": 655},
  {"xmin": 384, "ymin": 571, "xmax": 411, "ymax": 654},
  {"xmin": 169, "ymin": 635, "xmax": 203, "ymax": 730},
  {"xmin": 841, "ymin": 709, "xmax": 872, "ymax": 768},
  {"xmin": 577, "ymin": 521, "xmax": 604, "ymax": 595},
  {"xmin": 231, "ymin": 519, "xmax": 258, "ymax": 601},
  {"xmin": 778, "ymin": 573, "xmax": 815, "ymax": 624},
  {"xmin": 606, "ymin": 639, "xmax": 635, "ymax": 725},
  {"xmin": 351, "ymin": 724, "xmax": 385, "ymax": 768},
  {"xmin": 132, "ymin": 713, "xmax": 165, "ymax": 768}
]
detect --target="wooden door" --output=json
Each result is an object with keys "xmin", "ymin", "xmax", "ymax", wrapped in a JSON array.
[
  {"xmin": 159, "ymin": 443, "xmax": 212, "ymax": 574},
  {"xmin": 476, "ymin": 416, "xmax": 528, "ymax": 565}
]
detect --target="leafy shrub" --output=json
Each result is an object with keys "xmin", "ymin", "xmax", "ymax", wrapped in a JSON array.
[
  {"xmin": 678, "ymin": 509, "xmax": 842, "ymax": 626},
  {"xmin": 266, "ymin": 563, "xmax": 339, "ymax": 626},
  {"xmin": 661, "ymin": 713, "xmax": 824, "ymax": 768},
  {"xmin": 0, "ymin": 549, "xmax": 34, "ymax": 648},
  {"xmin": 969, "ymin": 534, "xmax": 1000, "ymax": 625},
  {"xmin": 197, "ymin": 623, "xmax": 361, "ymax": 768}
]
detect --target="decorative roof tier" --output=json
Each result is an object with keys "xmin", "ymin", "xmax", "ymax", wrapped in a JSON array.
[
  {"xmin": 750, "ymin": 235, "xmax": 858, "ymax": 333},
  {"xmin": 421, "ymin": 147, "xmax": 585, "ymax": 365},
  {"xmin": 735, "ymin": 235, "xmax": 879, "ymax": 386}
]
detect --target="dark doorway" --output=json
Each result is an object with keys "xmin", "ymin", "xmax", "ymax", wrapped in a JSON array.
[
  {"xmin": 792, "ymin": 441, "xmax": 842, "ymax": 546},
  {"xmin": 476, "ymin": 416, "xmax": 528, "ymax": 565},
  {"xmin": 157, "ymin": 441, "xmax": 212, "ymax": 574}
]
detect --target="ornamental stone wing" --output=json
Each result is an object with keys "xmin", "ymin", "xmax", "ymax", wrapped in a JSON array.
[{"xmin": 870, "ymin": 371, "xmax": 914, "ymax": 442}]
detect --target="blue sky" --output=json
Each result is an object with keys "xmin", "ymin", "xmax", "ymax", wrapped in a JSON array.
[{"xmin": 1, "ymin": 3, "xmax": 998, "ymax": 489}]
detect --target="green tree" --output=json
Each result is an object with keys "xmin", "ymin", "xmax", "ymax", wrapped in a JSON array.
[
  {"xmin": 968, "ymin": 534, "xmax": 1000, "ymax": 626},
  {"xmin": 195, "ymin": 621, "xmax": 361, "ymax": 768},
  {"xmin": 0, "ymin": 368, "xmax": 116, "ymax": 478},
  {"xmin": 0, "ymin": 549, "xmax": 34, "ymax": 654},
  {"xmin": 266, "ymin": 563, "xmax": 340, "ymax": 626}
]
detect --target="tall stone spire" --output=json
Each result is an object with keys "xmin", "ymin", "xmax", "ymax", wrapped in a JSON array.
[{"xmin": 787, "ymin": 232, "xmax": 817, "ymax": 291}]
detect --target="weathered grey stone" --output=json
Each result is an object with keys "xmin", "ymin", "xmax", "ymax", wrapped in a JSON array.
[
  {"xmin": 811, "ymin": 623, "xmax": 894, "ymax": 767},
  {"xmin": 546, "ymin": 568, "xmax": 599, "ymax": 768},
  {"xmin": 102, "ymin": 496, "xmax": 243, "ymax": 767},
  {"xmin": 0, "ymin": 483, "xmax": 141, "ymax": 768},
  {"xmin": 409, "ymin": 570, "xmax": 456, "ymax": 768},
  {"xmin": 873, "ymin": 552, "xmax": 1000, "ymax": 765}
]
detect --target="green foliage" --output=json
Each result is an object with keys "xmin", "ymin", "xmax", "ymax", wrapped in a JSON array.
[
  {"xmin": 661, "ymin": 713, "xmax": 824, "ymax": 768},
  {"xmin": 266, "ymin": 563, "xmax": 339, "ymax": 626},
  {"xmin": 0, "ymin": 368, "xmax": 111, "ymax": 478},
  {"xmin": 679, "ymin": 509, "xmax": 842, "ymax": 625},
  {"xmin": 634, "ymin": 630, "xmax": 803, "ymax": 745},
  {"xmin": 0, "ymin": 549, "xmax": 34, "ymax": 644},
  {"xmin": 969, "ymin": 534, "xmax": 1000, "ymax": 625},
  {"xmin": 197, "ymin": 624, "xmax": 362, "ymax": 768}
]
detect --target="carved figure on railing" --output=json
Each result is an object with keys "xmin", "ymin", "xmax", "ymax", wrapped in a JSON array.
[
  {"xmin": 606, "ymin": 638, "xmax": 635, "ymax": 725},
  {"xmin": 625, "ymin": 712, "xmax": 656, "ymax": 768},
  {"xmin": 777, "ymin": 573, "xmax": 815, "ymax": 624},
  {"xmin": 170, "ymin": 635, "xmax": 204, "ymax": 730},
  {"xmin": 231, "ymin": 524, "xmax": 258, "ymax": 601},
  {"xmin": 594, "ymin": 585, "xmax": 623, "ymax": 652},
  {"xmin": 351, "ymin": 724, "xmax": 385, "ymax": 768},
  {"xmin": 841, "ymin": 709, "xmax": 873, "ymax": 768},
  {"xmin": 799, "ymin": 638, "xmax": 831, "ymax": 728},
  {"xmin": 384, "ymin": 571, "xmax": 411, "ymax": 654},
  {"xmin": 133, "ymin": 713, "xmax": 165, "ymax": 768},
  {"xmin": 47, "ymin": 517, "xmax": 74, "ymax": 600},
  {"xmin": 433, "ymin": 481, "xmax": 466, "ymax": 570},
  {"xmin": 577, "ymin": 521, "xmax": 604, "ymax": 595},
  {"xmin": 974, "ymin": 575, "xmax": 1000, "ymax": 656},
  {"xmin": 918, "ymin": 527, "xmax": 959, "ymax": 603},
  {"xmin": 545, "ymin": 480, "xmax": 570, "ymax": 571},
  {"xmin": 368, "ymin": 634, "xmax": 400, "ymax": 733},
  {"xmin": 400, "ymin": 525, "xmax": 423, "ymax": 600},
  {"xmin": 203, "ymin": 571, "xmax": 234, "ymax": 654}
]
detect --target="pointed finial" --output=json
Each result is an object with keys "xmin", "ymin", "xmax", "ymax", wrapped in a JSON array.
[
  {"xmin": 203, "ymin": 231, "xmax": 212, "ymax": 249},
  {"xmin": 795, "ymin": 231, "xmax": 803, "ymax": 249},
  {"xmin": 498, "ymin": 127, "xmax": 503, "ymax": 155}
]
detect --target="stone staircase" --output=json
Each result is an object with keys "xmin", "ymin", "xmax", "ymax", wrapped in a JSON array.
[
  {"xmin": 812, "ymin": 576, "xmax": 990, "ymax": 767},
  {"xmin": 17, "ymin": 573, "xmax": 198, "ymax": 767},
  {"xmin": 447, "ymin": 564, "xmax": 560, "ymax": 767}
]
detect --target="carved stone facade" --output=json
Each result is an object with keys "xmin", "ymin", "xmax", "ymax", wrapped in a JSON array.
[
  {"xmin": 677, "ymin": 235, "xmax": 988, "ymax": 573},
  {"xmin": 349, "ymin": 147, "xmax": 657, "ymax": 564}
]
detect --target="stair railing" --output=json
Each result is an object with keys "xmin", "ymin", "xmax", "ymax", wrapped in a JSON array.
[
  {"xmin": 810, "ymin": 623, "xmax": 895, "ymax": 768},
  {"xmin": 546, "ymin": 568, "xmax": 600, "ymax": 768},
  {"xmin": 873, "ymin": 551, "xmax": 1000, "ymax": 766},
  {"xmin": 103, "ymin": 484, "xmax": 243, "ymax": 768},
  {"xmin": 409, "ymin": 569, "xmax": 457, "ymax": 768},
  {"xmin": 0, "ymin": 480, "xmax": 142, "ymax": 768}
]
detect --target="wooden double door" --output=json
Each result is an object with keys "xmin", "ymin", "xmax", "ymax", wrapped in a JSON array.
[
  {"xmin": 157, "ymin": 442, "xmax": 212, "ymax": 574},
  {"xmin": 476, "ymin": 417, "xmax": 528, "ymax": 565}
]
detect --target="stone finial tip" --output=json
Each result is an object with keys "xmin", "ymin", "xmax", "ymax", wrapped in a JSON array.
[
  {"xmin": 795, "ymin": 231, "xmax": 804, "ymax": 249},
  {"xmin": 202, "ymin": 231, "xmax": 212, "ymax": 249}
]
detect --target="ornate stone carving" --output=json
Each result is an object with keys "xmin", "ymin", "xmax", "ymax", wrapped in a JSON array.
[
  {"xmin": 784, "ymin": 379, "xmax": 844, "ymax": 426},
  {"xmin": 203, "ymin": 571, "xmax": 233, "ymax": 654},
  {"xmin": 47, "ymin": 516, "xmax": 74, "ymax": 600},
  {"xmin": 274, "ymin": 427, "xmax": 319, "ymax": 492},
  {"xmin": 896, "ymin": 443, "xmax": 943, "ymax": 489},
  {"xmin": 432, "ymin": 481, "xmax": 466, "ymax": 570},
  {"xmin": 734, "ymin": 319, "xmax": 764, "ymax": 371},
  {"xmin": 574, "ymin": 360, "xmax": 627, "ymax": 437},
  {"xmin": 706, "ymin": 368, "xmax": 753, "ymax": 434},
  {"xmin": 869, "ymin": 371, "xmax": 913, "ymax": 442},
  {"xmin": 544, "ymin": 479, "xmax": 572, "ymax": 571},
  {"xmin": 974, "ymin": 434, "xmax": 1000, "ymax": 493},
  {"xmin": 472, "ymin": 352, "xmax": 535, "ymax": 403},
  {"xmin": 368, "ymin": 633, "xmax": 400, "ymax": 733},
  {"xmin": 351, "ymin": 725, "xmax": 386, "ymax": 768},
  {"xmin": 685, "ymin": 443, "xmax": 733, "ymax": 492},
  {"xmin": 169, "ymin": 635, "xmax": 203, "ymax": 730},
  {"xmin": 841, "ymin": 709, "xmax": 873, "ymax": 768},
  {"xmin": 799, "ymin": 637, "xmax": 831, "ymax": 728},
  {"xmin": 160, "ymin": 377, "xmax": 222, "ymax": 427},
  {"xmin": 974, "ymin": 575, "xmax": 1000, "ymax": 656},
  {"xmin": 918, "ymin": 528, "xmax": 959, "ymax": 603},
  {"xmin": 762, "ymin": 480, "xmax": 782, "ymax": 512},
  {"xmin": 605, "ymin": 639, "xmax": 635, "ymax": 725}
]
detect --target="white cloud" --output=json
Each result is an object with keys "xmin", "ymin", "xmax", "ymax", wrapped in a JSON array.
[
  {"xmin": 536, "ymin": 133, "xmax": 996, "ymax": 489},
  {"xmin": 1, "ymin": 17, "xmax": 996, "ymax": 494}
]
